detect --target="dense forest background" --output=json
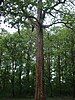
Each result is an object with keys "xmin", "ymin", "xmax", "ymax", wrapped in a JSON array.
[{"xmin": 0, "ymin": 27, "xmax": 75, "ymax": 99}]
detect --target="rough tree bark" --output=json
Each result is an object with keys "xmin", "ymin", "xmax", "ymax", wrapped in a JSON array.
[
  {"xmin": 35, "ymin": 0, "xmax": 46, "ymax": 100},
  {"xmin": 35, "ymin": 27, "xmax": 46, "ymax": 100}
]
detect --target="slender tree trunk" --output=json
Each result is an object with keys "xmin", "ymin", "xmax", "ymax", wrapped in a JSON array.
[
  {"xmin": 47, "ymin": 51, "xmax": 52, "ymax": 97},
  {"xmin": 57, "ymin": 55, "xmax": 61, "ymax": 96},
  {"xmin": 47, "ymin": 33, "xmax": 52, "ymax": 97},
  {"xmin": 64, "ymin": 50, "xmax": 67, "ymax": 70},
  {"xmin": 0, "ymin": 49, "xmax": 2, "ymax": 75},
  {"xmin": 0, "ymin": 50, "xmax": 2, "ymax": 92},
  {"xmin": 70, "ymin": 33, "xmax": 75, "ymax": 98},
  {"xmin": 26, "ymin": 51, "xmax": 30, "ymax": 82},
  {"xmin": 19, "ymin": 64, "xmax": 22, "ymax": 96},
  {"xmin": 26, "ymin": 51, "xmax": 30, "ymax": 94},
  {"xmin": 0, "ymin": 50, "xmax": 2, "ymax": 67},
  {"xmin": 11, "ymin": 60, "xmax": 15, "ymax": 97}
]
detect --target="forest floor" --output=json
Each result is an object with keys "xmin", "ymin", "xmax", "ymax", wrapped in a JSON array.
[{"xmin": 1, "ymin": 97, "xmax": 75, "ymax": 100}]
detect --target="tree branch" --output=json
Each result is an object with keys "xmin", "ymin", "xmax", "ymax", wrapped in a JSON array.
[
  {"xmin": 42, "ymin": 20, "xmax": 74, "ymax": 31},
  {"xmin": 69, "ymin": 0, "xmax": 75, "ymax": 6},
  {"xmin": 50, "ymin": 0, "xmax": 66, "ymax": 10},
  {"xmin": 43, "ymin": 0, "xmax": 66, "ymax": 19},
  {"xmin": 21, "ymin": 8, "xmax": 40, "ymax": 25},
  {"xmin": 42, "ymin": 21, "xmax": 64, "ymax": 28},
  {"xmin": 27, "ymin": 15, "xmax": 40, "ymax": 25},
  {"xmin": 53, "ymin": 8, "xmax": 64, "ymax": 14}
]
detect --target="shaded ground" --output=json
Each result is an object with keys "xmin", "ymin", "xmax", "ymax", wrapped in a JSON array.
[
  {"xmin": 47, "ymin": 97, "xmax": 74, "ymax": 100},
  {"xmin": 1, "ymin": 97, "xmax": 75, "ymax": 100}
]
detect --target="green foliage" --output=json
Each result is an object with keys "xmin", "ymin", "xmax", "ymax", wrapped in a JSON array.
[{"xmin": 0, "ymin": 25, "xmax": 75, "ymax": 98}]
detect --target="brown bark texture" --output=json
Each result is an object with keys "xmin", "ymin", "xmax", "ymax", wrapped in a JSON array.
[{"xmin": 35, "ymin": 0, "xmax": 46, "ymax": 100}]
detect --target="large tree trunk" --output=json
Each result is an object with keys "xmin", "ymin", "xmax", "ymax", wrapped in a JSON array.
[
  {"xmin": 35, "ymin": 25, "xmax": 46, "ymax": 100},
  {"xmin": 35, "ymin": 0, "xmax": 46, "ymax": 99}
]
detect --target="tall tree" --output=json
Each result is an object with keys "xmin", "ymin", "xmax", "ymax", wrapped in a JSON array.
[
  {"xmin": 0, "ymin": 0, "xmax": 67, "ymax": 99},
  {"xmin": 35, "ymin": 0, "xmax": 46, "ymax": 99}
]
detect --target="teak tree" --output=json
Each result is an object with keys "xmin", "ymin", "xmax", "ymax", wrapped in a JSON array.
[{"xmin": 0, "ymin": 0, "xmax": 67, "ymax": 100}]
